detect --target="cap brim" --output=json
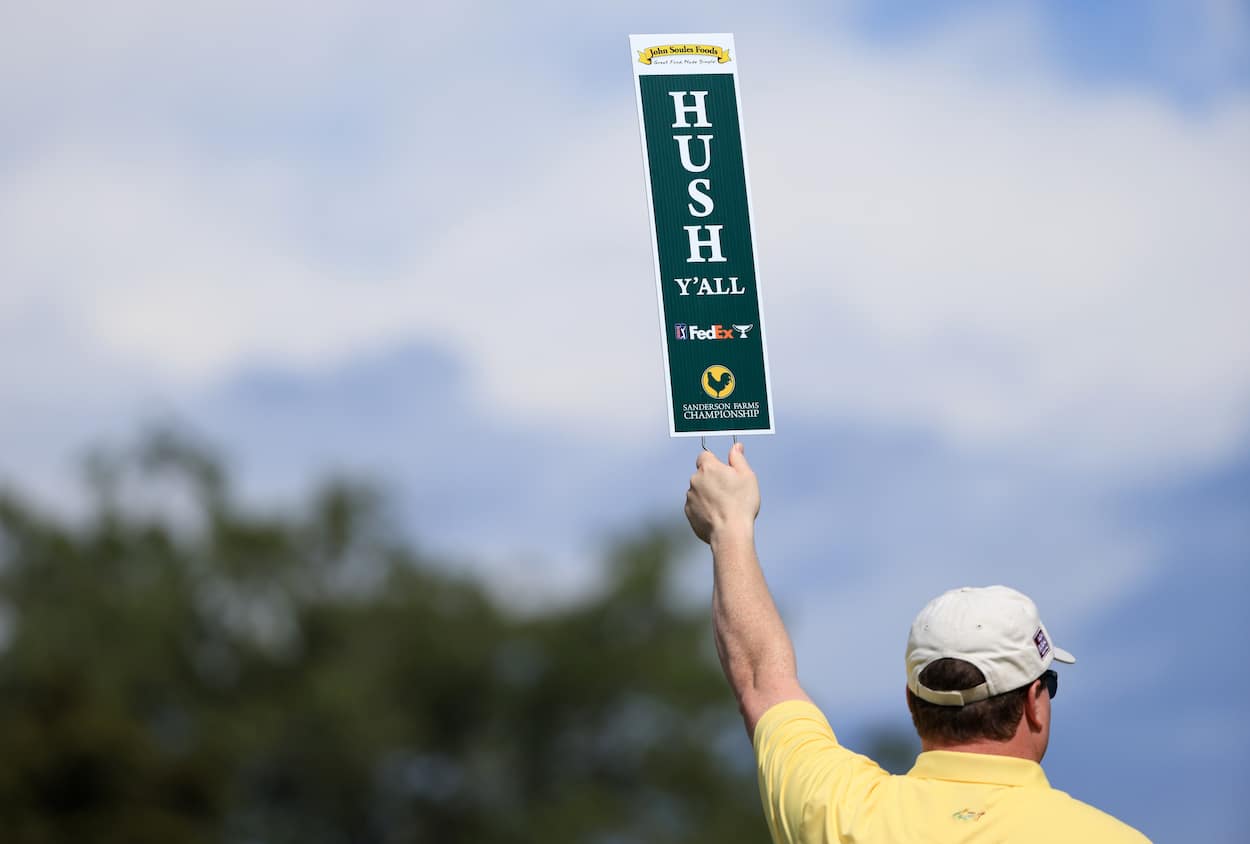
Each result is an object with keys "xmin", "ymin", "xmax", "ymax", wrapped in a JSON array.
[{"xmin": 1052, "ymin": 646, "xmax": 1076, "ymax": 664}]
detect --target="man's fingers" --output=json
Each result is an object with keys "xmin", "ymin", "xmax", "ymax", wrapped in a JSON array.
[
  {"xmin": 727, "ymin": 441, "xmax": 752, "ymax": 472},
  {"xmin": 695, "ymin": 449, "xmax": 723, "ymax": 471},
  {"xmin": 697, "ymin": 444, "xmax": 746, "ymax": 470}
]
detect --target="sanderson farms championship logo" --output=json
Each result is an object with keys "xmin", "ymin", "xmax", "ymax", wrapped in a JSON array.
[
  {"xmin": 637, "ymin": 43, "xmax": 732, "ymax": 65},
  {"xmin": 701, "ymin": 365, "xmax": 735, "ymax": 399}
]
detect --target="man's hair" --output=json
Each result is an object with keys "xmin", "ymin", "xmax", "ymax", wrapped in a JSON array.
[{"xmin": 906, "ymin": 658, "xmax": 1027, "ymax": 744}]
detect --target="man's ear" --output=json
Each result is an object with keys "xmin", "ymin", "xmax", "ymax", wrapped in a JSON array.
[{"xmin": 1023, "ymin": 680, "xmax": 1046, "ymax": 733}]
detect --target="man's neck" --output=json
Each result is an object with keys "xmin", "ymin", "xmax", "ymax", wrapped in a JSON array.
[{"xmin": 921, "ymin": 736, "xmax": 1042, "ymax": 763}]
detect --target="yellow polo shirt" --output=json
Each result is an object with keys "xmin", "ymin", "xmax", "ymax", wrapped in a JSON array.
[{"xmin": 754, "ymin": 700, "xmax": 1150, "ymax": 844}]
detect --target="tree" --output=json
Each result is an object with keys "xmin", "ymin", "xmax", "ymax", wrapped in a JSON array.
[{"xmin": 0, "ymin": 432, "xmax": 766, "ymax": 843}]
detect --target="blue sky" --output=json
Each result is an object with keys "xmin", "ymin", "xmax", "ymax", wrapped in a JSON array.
[{"xmin": 2, "ymin": 2, "xmax": 1249, "ymax": 840}]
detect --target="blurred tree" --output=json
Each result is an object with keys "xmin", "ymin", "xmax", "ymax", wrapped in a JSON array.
[{"xmin": 0, "ymin": 432, "xmax": 766, "ymax": 844}]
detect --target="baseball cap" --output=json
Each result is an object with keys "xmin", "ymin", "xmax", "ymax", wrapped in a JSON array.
[{"xmin": 906, "ymin": 585, "xmax": 1076, "ymax": 706}]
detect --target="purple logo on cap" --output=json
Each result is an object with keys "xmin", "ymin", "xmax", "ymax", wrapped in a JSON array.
[{"xmin": 1033, "ymin": 628, "xmax": 1051, "ymax": 659}]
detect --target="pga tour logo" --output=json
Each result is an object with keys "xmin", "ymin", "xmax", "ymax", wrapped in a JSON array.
[
  {"xmin": 1033, "ymin": 628, "xmax": 1051, "ymax": 659},
  {"xmin": 674, "ymin": 323, "xmax": 753, "ymax": 341}
]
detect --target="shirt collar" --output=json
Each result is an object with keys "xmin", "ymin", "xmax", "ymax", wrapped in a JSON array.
[{"xmin": 907, "ymin": 750, "xmax": 1051, "ymax": 788}]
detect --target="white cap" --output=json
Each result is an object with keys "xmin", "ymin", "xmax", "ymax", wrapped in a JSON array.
[{"xmin": 906, "ymin": 585, "xmax": 1076, "ymax": 706}]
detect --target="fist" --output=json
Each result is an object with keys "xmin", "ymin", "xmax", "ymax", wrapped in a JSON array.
[{"xmin": 684, "ymin": 442, "xmax": 761, "ymax": 545}]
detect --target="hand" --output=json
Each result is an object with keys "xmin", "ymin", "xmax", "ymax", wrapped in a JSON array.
[{"xmin": 685, "ymin": 442, "xmax": 761, "ymax": 546}]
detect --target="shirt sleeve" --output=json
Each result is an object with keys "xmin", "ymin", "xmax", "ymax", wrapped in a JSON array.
[{"xmin": 752, "ymin": 700, "xmax": 890, "ymax": 844}]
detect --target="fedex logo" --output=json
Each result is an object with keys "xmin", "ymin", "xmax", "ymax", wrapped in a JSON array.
[{"xmin": 673, "ymin": 323, "xmax": 753, "ymax": 341}]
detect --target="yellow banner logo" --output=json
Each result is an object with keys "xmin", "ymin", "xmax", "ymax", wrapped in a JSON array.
[{"xmin": 637, "ymin": 44, "xmax": 731, "ymax": 65}]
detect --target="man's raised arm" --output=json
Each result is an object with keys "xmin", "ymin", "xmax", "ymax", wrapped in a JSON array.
[{"xmin": 685, "ymin": 443, "xmax": 811, "ymax": 737}]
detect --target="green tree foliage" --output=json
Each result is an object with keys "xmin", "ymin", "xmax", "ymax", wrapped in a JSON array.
[{"xmin": 0, "ymin": 433, "xmax": 766, "ymax": 843}]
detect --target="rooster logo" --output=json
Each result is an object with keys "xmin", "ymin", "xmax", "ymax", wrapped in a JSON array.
[{"xmin": 701, "ymin": 365, "xmax": 735, "ymax": 399}]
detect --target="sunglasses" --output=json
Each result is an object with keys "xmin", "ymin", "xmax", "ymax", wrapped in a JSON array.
[{"xmin": 1037, "ymin": 669, "xmax": 1059, "ymax": 700}]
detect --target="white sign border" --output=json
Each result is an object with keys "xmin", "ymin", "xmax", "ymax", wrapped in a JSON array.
[{"xmin": 629, "ymin": 32, "xmax": 776, "ymax": 438}]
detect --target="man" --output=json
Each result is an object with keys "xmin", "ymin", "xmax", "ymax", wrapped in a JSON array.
[{"xmin": 684, "ymin": 443, "xmax": 1150, "ymax": 843}]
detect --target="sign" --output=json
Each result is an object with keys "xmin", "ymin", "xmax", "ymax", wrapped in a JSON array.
[{"xmin": 630, "ymin": 32, "xmax": 775, "ymax": 437}]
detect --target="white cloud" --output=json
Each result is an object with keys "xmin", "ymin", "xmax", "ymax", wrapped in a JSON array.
[
  {"xmin": 2, "ymin": 3, "xmax": 1248, "ymax": 478},
  {"xmin": 744, "ymin": 28, "xmax": 1250, "ymax": 471}
]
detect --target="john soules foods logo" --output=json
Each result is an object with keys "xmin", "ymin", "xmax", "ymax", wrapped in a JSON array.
[
  {"xmin": 701, "ymin": 365, "xmax": 735, "ymax": 399},
  {"xmin": 674, "ymin": 323, "xmax": 753, "ymax": 341},
  {"xmin": 637, "ymin": 43, "xmax": 731, "ymax": 65}
]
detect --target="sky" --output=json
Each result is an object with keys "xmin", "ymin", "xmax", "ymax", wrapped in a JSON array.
[{"xmin": 2, "ymin": 1, "xmax": 1249, "ymax": 840}]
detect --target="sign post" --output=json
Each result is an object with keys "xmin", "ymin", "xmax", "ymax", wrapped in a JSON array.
[{"xmin": 630, "ymin": 33, "xmax": 775, "ymax": 438}]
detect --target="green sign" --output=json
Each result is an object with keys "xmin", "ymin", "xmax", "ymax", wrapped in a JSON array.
[{"xmin": 630, "ymin": 33, "xmax": 774, "ymax": 437}]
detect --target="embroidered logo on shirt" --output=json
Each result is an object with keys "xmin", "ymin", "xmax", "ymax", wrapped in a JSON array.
[
  {"xmin": 1033, "ymin": 628, "xmax": 1051, "ymax": 658},
  {"xmin": 952, "ymin": 808, "xmax": 986, "ymax": 822}
]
